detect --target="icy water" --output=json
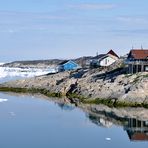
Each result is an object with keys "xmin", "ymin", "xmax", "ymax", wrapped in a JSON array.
[
  {"xmin": 0, "ymin": 67, "xmax": 147, "ymax": 148},
  {"xmin": 0, "ymin": 92, "xmax": 147, "ymax": 148},
  {"xmin": 0, "ymin": 66, "xmax": 56, "ymax": 83}
]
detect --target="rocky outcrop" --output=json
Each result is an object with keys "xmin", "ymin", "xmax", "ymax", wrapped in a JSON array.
[
  {"xmin": 77, "ymin": 72, "xmax": 148, "ymax": 104},
  {"xmin": 0, "ymin": 68, "xmax": 148, "ymax": 106}
]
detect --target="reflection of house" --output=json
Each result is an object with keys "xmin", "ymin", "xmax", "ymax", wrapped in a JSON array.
[
  {"xmin": 89, "ymin": 50, "xmax": 119, "ymax": 68},
  {"xmin": 87, "ymin": 113, "xmax": 113, "ymax": 128},
  {"xmin": 124, "ymin": 118, "xmax": 148, "ymax": 141},
  {"xmin": 126, "ymin": 49, "xmax": 148, "ymax": 73},
  {"xmin": 57, "ymin": 60, "xmax": 80, "ymax": 72}
]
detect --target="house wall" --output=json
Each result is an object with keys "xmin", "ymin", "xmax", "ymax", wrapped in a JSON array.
[
  {"xmin": 63, "ymin": 61, "xmax": 79, "ymax": 71},
  {"xmin": 100, "ymin": 56, "xmax": 116, "ymax": 67},
  {"xmin": 128, "ymin": 64, "xmax": 148, "ymax": 73},
  {"xmin": 56, "ymin": 65, "xmax": 64, "ymax": 72}
]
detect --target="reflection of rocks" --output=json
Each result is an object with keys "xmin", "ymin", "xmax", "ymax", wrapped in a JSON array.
[
  {"xmin": 83, "ymin": 104, "xmax": 148, "ymax": 122},
  {"xmin": 57, "ymin": 102, "xmax": 75, "ymax": 111},
  {"xmin": 1, "ymin": 91, "xmax": 148, "ymax": 141},
  {"xmin": 83, "ymin": 104, "xmax": 148, "ymax": 141}
]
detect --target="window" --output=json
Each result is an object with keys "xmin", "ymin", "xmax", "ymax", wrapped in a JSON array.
[
  {"xmin": 105, "ymin": 59, "xmax": 107, "ymax": 65},
  {"xmin": 145, "ymin": 66, "xmax": 148, "ymax": 71}
]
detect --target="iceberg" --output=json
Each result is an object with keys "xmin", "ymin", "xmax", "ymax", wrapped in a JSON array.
[{"xmin": 0, "ymin": 67, "xmax": 57, "ymax": 79}]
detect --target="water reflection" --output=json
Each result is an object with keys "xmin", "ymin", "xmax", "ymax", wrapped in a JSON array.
[
  {"xmin": 87, "ymin": 113, "xmax": 113, "ymax": 128},
  {"xmin": 57, "ymin": 102, "xmax": 75, "ymax": 111},
  {"xmin": 86, "ymin": 110, "xmax": 148, "ymax": 142},
  {"xmin": 125, "ymin": 118, "xmax": 148, "ymax": 141},
  {"xmin": 1, "ymin": 91, "xmax": 148, "ymax": 143},
  {"xmin": 55, "ymin": 99, "xmax": 148, "ymax": 142}
]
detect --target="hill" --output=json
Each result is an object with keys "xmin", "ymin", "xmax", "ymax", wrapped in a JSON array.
[{"xmin": 2, "ymin": 56, "xmax": 93, "ymax": 68}]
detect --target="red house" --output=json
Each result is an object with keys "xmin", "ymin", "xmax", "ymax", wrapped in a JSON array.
[{"xmin": 126, "ymin": 49, "xmax": 148, "ymax": 73}]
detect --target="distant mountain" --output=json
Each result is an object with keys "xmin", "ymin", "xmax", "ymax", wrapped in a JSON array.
[
  {"xmin": 2, "ymin": 56, "xmax": 93, "ymax": 68},
  {"xmin": 2, "ymin": 59, "xmax": 64, "ymax": 68}
]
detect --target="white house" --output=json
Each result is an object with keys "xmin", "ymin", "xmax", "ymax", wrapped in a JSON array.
[{"xmin": 90, "ymin": 50, "xmax": 119, "ymax": 68}]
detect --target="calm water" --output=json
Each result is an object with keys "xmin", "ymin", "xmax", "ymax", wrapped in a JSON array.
[{"xmin": 0, "ymin": 92, "xmax": 148, "ymax": 148}]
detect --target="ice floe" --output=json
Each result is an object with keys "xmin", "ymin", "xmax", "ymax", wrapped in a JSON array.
[
  {"xmin": 0, "ymin": 98, "xmax": 8, "ymax": 102},
  {"xmin": 105, "ymin": 138, "xmax": 111, "ymax": 141}
]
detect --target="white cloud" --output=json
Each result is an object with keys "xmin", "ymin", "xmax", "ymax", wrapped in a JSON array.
[
  {"xmin": 0, "ymin": 11, "xmax": 67, "ymax": 21},
  {"xmin": 68, "ymin": 3, "xmax": 117, "ymax": 10},
  {"xmin": 0, "ymin": 10, "xmax": 68, "ymax": 33},
  {"xmin": 117, "ymin": 16, "xmax": 148, "ymax": 24}
]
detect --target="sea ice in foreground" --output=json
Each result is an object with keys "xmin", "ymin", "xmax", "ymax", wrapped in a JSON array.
[{"xmin": 0, "ymin": 98, "xmax": 8, "ymax": 102}]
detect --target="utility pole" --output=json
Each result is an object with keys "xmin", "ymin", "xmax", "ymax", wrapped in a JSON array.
[{"xmin": 96, "ymin": 51, "xmax": 98, "ymax": 56}]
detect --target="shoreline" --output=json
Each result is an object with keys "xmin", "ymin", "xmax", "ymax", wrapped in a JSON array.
[
  {"xmin": 0, "ymin": 67, "xmax": 147, "ymax": 108},
  {"xmin": 0, "ymin": 85, "xmax": 148, "ymax": 108}
]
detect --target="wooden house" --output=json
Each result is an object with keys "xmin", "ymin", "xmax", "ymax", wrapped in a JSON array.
[
  {"xmin": 89, "ymin": 50, "xmax": 119, "ymax": 68},
  {"xmin": 57, "ymin": 60, "xmax": 80, "ymax": 72},
  {"xmin": 126, "ymin": 49, "xmax": 148, "ymax": 73}
]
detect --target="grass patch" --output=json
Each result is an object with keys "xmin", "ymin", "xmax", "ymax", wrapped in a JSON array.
[
  {"xmin": 83, "ymin": 98, "xmax": 115, "ymax": 107},
  {"xmin": 0, "ymin": 87, "xmax": 62, "ymax": 98},
  {"xmin": 114, "ymin": 101, "xmax": 145, "ymax": 108},
  {"xmin": 143, "ymin": 74, "xmax": 148, "ymax": 78}
]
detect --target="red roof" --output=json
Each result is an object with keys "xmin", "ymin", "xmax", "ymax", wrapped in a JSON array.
[
  {"xmin": 128, "ymin": 49, "xmax": 148, "ymax": 60},
  {"xmin": 107, "ymin": 50, "xmax": 119, "ymax": 58},
  {"xmin": 130, "ymin": 133, "xmax": 148, "ymax": 141}
]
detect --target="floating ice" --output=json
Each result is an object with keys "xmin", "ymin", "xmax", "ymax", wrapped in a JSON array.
[
  {"xmin": 0, "ymin": 98, "xmax": 8, "ymax": 102},
  {"xmin": 0, "ymin": 66, "xmax": 57, "ymax": 79},
  {"xmin": 106, "ymin": 138, "xmax": 111, "ymax": 141}
]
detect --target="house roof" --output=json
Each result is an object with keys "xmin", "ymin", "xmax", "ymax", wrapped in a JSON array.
[
  {"xmin": 58, "ymin": 60, "xmax": 69, "ymax": 65},
  {"xmin": 128, "ymin": 132, "xmax": 148, "ymax": 141},
  {"xmin": 58, "ymin": 60, "xmax": 78, "ymax": 66},
  {"xmin": 92, "ymin": 50, "xmax": 119, "ymax": 60},
  {"xmin": 107, "ymin": 49, "xmax": 119, "ymax": 58},
  {"xmin": 128, "ymin": 49, "xmax": 148, "ymax": 60},
  {"xmin": 93, "ymin": 54, "xmax": 106, "ymax": 60}
]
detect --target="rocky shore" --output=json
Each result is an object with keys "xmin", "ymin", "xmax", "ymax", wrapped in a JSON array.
[{"xmin": 0, "ymin": 66, "xmax": 147, "ymax": 107}]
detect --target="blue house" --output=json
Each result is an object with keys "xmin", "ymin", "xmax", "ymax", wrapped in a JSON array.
[{"xmin": 57, "ymin": 60, "xmax": 80, "ymax": 72}]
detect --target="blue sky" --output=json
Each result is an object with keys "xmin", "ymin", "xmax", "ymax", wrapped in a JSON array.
[{"xmin": 0, "ymin": 0, "xmax": 148, "ymax": 62}]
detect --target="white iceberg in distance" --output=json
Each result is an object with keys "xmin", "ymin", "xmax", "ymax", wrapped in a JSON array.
[
  {"xmin": 0, "ymin": 98, "xmax": 8, "ymax": 102},
  {"xmin": 0, "ymin": 67, "xmax": 56, "ymax": 79}
]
